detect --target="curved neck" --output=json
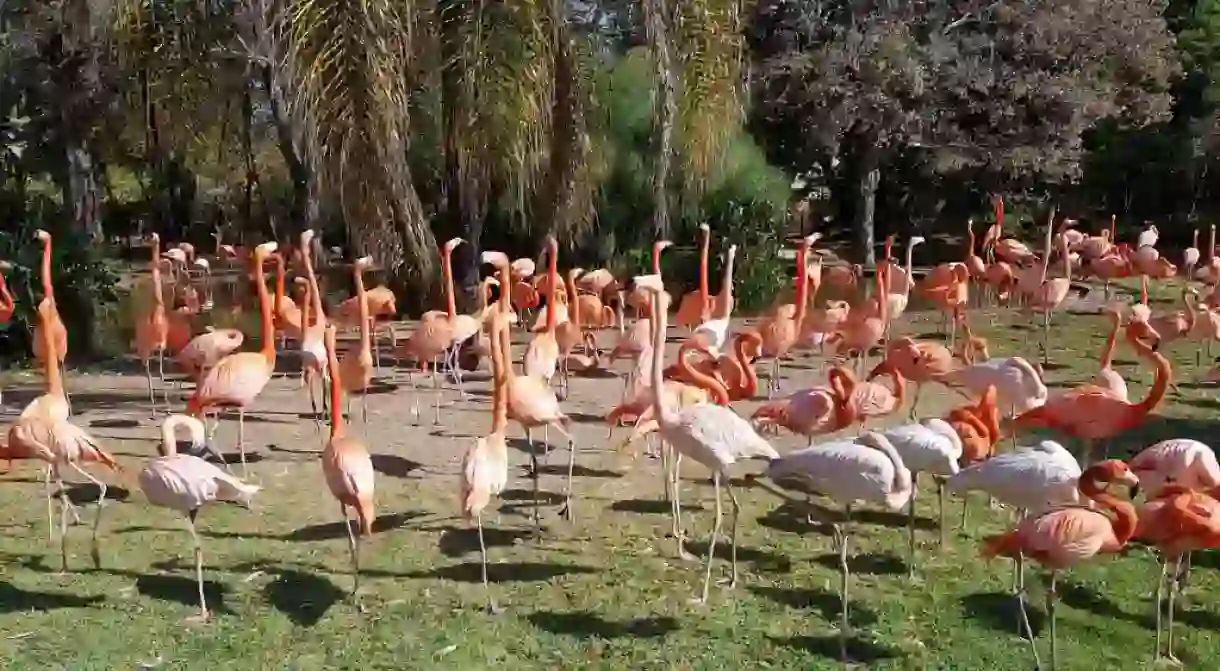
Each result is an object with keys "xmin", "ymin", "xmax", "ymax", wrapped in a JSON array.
[
  {"xmin": 1100, "ymin": 313, "xmax": 1120, "ymax": 370},
  {"xmin": 355, "ymin": 266, "xmax": 370, "ymax": 353},
  {"xmin": 1079, "ymin": 479, "xmax": 1137, "ymax": 547},
  {"xmin": 40, "ymin": 236, "xmax": 53, "ymax": 303},
  {"xmin": 652, "ymin": 243, "xmax": 666, "ymax": 274},
  {"xmin": 499, "ymin": 307, "xmax": 516, "ymax": 380},
  {"xmin": 442, "ymin": 246, "xmax": 457, "ymax": 319},
  {"xmin": 490, "ymin": 319, "xmax": 508, "ymax": 433},
  {"xmin": 1140, "ymin": 276, "xmax": 1148, "ymax": 305},
  {"xmin": 1136, "ymin": 350, "xmax": 1171, "ymax": 416},
  {"xmin": 698, "ymin": 230, "xmax": 710, "ymax": 315},
  {"xmin": 678, "ymin": 343, "xmax": 729, "ymax": 405},
  {"xmin": 735, "ymin": 333, "xmax": 759, "ymax": 397},
  {"xmin": 160, "ymin": 418, "xmax": 189, "ymax": 456},
  {"xmin": 716, "ymin": 249, "xmax": 736, "ymax": 319},
  {"xmin": 254, "ymin": 254, "xmax": 275, "ymax": 363},
  {"xmin": 326, "ymin": 332, "xmax": 343, "ymax": 439}
]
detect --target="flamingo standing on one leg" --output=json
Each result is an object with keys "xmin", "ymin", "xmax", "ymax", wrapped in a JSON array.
[
  {"xmin": 134, "ymin": 234, "xmax": 171, "ymax": 416},
  {"xmin": 187, "ymin": 242, "xmax": 279, "ymax": 475},
  {"xmin": 340, "ymin": 257, "xmax": 376, "ymax": 422}
]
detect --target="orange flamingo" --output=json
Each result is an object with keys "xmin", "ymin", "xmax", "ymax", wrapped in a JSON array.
[
  {"xmin": 881, "ymin": 337, "xmax": 955, "ymax": 418},
  {"xmin": 1029, "ymin": 224, "xmax": 1072, "ymax": 364},
  {"xmin": 955, "ymin": 312, "xmax": 990, "ymax": 364},
  {"xmin": 187, "ymin": 242, "xmax": 278, "ymax": 475},
  {"xmin": 826, "ymin": 260, "xmax": 889, "ymax": 376},
  {"xmin": 847, "ymin": 359, "xmax": 906, "ymax": 431},
  {"xmin": 757, "ymin": 235, "xmax": 816, "ymax": 396},
  {"xmin": 751, "ymin": 367, "xmax": 853, "ymax": 445},
  {"xmin": 614, "ymin": 241, "xmax": 672, "ymax": 394},
  {"xmin": 554, "ymin": 267, "xmax": 588, "ymax": 398},
  {"xmin": 399, "ymin": 238, "xmax": 463, "ymax": 424},
  {"xmin": 0, "ymin": 262, "xmax": 12, "ymax": 404},
  {"xmin": 340, "ymin": 257, "xmax": 376, "ymax": 422},
  {"xmin": 461, "ymin": 309, "xmax": 514, "ymax": 612},
  {"xmin": 322, "ymin": 324, "xmax": 376, "ymax": 596},
  {"xmin": 32, "ymin": 230, "xmax": 69, "ymax": 411},
  {"xmin": 1090, "ymin": 306, "xmax": 1128, "ymax": 401},
  {"xmin": 675, "ymin": 224, "xmax": 713, "ymax": 330},
  {"xmin": 135, "ymin": 234, "xmax": 171, "ymax": 415},
  {"xmin": 1013, "ymin": 337, "xmax": 1170, "ymax": 465},
  {"xmin": 178, "ymin": 328, "xmax": 244, "ymax": 384},
  {"xmin": 272, "ymin": 252, "xmax": 303, "ymax": 345},
  {"xmin": 21, "ymin": 298, "xmax": 70, "ymax": 422},
  {"xmin": 981, "ymin": 460, "xmax": 1139, "ymax": 670}
]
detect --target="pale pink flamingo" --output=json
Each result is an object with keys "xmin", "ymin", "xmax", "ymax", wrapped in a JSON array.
[
  {"xmin": 1196, "ymin": 225, "xmax": 1220, "ymax": 284},
  {"xmin": 1029, "ymin": 223, "xmax": 1072, "ymax": 364},
  {"xmin": 139, "ymin": 414, "xmax": 259, "ymax": 621},
  {"xmin": 825, "ymin": 260, "xmax": 889, "ymax": 375},
  {"xmin": 1090, "ymin": 306, "xmax": 1129, "ymax": 401},
  {"xmin": 1184, "ymin": 228, "xmax": 1201, "ymax": 281},
  {"xmin": 177, "ymin": 328, "xmax": 244, "ymax": 384},
  {"xmin": 524, "ymin": 236, "xmax": 562, "ymax": 384},
  {"xmin": 634, "ymin": 273, "xmax": 778, "ymax": 604},
  {"xmin": 750, "ymin": 367, "xmax": 853, "ymax": 444},
  {"xmin": 399, "ymin": 238, "xmax": 463, "ymax": 424},
  {"xmin": 847, "ymin": 358, "xmax": 906, "ymax": 431},
  {"xmin": 32, "ymin": 230, "xmax": 69, "ymax": 412},
  {"xmin": 298, "ymin": 230, "xmax": 330, "ymax": 421},
  {"xmin": 689, "ymin": 244, "xmax": 737, "ymax": 356},
  {"xmin": 1130, "ymin": 439, "xmax": 1220, "ymax": 500}
]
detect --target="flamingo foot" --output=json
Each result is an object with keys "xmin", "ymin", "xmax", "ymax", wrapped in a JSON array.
[{"xmin": 184, "ymin": 611, "xmax": 211, "ymax": 627}]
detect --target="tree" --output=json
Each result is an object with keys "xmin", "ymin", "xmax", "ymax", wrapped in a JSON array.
[{"xmin": 750, "ymin": 0, "xmax": 1179, "ymax": 260}]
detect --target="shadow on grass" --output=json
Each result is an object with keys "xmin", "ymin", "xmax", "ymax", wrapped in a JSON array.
[
  {"xmin": 507, "ymin": 437, "xmax": 558, "ymax": 459},
  {"xmin": 681, "ymin": 540, "xmax": 792, "ymax": 575},
  {"xmin": 202, "ymin": 510, "xmax": 425, "ymax": 542},
  {"xmin": 534, "ymin": 463, "xmax": 623, "ymax": 479},
  {"xmin": 264, "ymin": 569, "xmax": 345, "ymax": 627},
  {"xmin": 500, "ymin": 488, "xmax": 565, "ymax": 505},
  {"xmin": 88, "ymin": 418, "xmax": 142, "ymax": 429},
  {"xmin": 370, "ymin": 454, "xmax": 424, "ymax": 479},
  {"xmin": 610, "ymin": 498, "xmax": 705, "ymax": 515},
  {"xmin": 406, "ymin": 561, "xmax": 598, "ymax": 583},
  {"xmin": 528, "ymin": 610, "xmax": 679, "ymax": 639},
  {"xmin": 135, "ymin": 574, "xmax": 230, "ymax": 614},
  {"xmin": 0, "ymin": 581, "xmax": 105, "ymax": 612},
  {"xmin": 811, "ymin": 552, "xmax": 907, "ymax": 577},
  {"xmin": 768, "ymin": 634, "xmax": 898, "ymax": 663},
  {"xmin": 437, "ymin": 526, "xmax": 532, "ymax": 557},
  {"xmin": 65, "ymin": 483, "xmax": 131, "ymax": 505},
  {"xmin": 960, "ymin": 591, "xmax": 1045, "ymax": 639},
  {"xmin": 750, "ymin": 585, "xmax": 878, "ymax": 627}
]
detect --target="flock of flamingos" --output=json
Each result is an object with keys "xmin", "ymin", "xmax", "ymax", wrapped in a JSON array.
[{"xmin": 8, "ymin": 199, "xmax": 1220, "ymax": 669}]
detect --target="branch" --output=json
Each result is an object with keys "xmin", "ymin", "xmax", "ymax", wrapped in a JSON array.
[{"xmin": 942, "ymin": 1, "xmax": 1003, "ymax": 34}]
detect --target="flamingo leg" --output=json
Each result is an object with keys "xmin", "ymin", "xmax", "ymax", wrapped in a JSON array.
[
  {"xmin": 432, "ymin": 357, "xmax": 442, "ymax": 425},
  {"xmin": 67, "ymin": 462, "xmax": 105, "ymax": 569},
  {"xmin": 238, "ymin": 408, "xmax": 248, "ymax": 478},
  {"xmin": 726, "ymin": 480, "xmax": 740, "ymax": 589},
  {"xmin": 835, "ymin": 519, "xmax": 851, "ymax": 662},
  {"xmin": 187, "ymin": 509, "xmax": 209, "ymax": 621},
  {"xmin": 1015, "ymin": 559, "xmax": 1041, "ymax": 669},
  {"xmin": 58, "ymin": 476, "xmax": 69, "ymax": 572},
  {"xmin": 341, "ymin": 502, "xmax": 360, "ymax": 596},
  {"xmin": 44, "ymin": 465, "xmax": 54, "ymax": 543},
  {"xmin": 1155, "ymin": 555, "xmax": 1168, "ymax": 661},
  {"xmin": 959, "ymin": 491, "xmax": 970, "ymax": 532},
  {"xmin": 158, "ymin": 348, "xmax": 169, "ymax": 409},
  {"xmin": 559, "ymin": 426, "xmax": 577, "ymax": 523},
  {"xmin": 1167, "ymin": 555, "xmax": 1180, "ymax": 663},
  {"xmin": 60, "ymin": 361, "xmax": 72, "ymax": 416},
  {"xmin": 144, "ymin": 358, "xmax": 156, "ymax": 418},
  {"xmin": 527, "ymin": 427, "xmax": 540, "ymax": 537},
  {"xmin": 1046, "ymin": 570, "xmax": 1059, "ymax": 671},
  {"xmin": 907, "ymin": 476, "xmax": 917, "ymax": 576},
  {"xmin": 935, "ymin": 477, "xmax": 946, "ymax": 548},
  {"xmin": 695, "ymin": 470, "xmax": 723, "ymax": 605},
  {"xmin": 476, "ymin": 513, "xmax": 499, "ymax": 613}
]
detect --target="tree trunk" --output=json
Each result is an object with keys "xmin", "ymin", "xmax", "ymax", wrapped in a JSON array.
[
  {"xmin": 644, "ymin": 0, "xmax": 676, "ymax": 240},
  {"xmin": 854, "ymin": 142, "xmax": 880, "ymax": 267},
  {"xmin": 261, "ymin": 63, "xmax": 315, "ymax": 231},
  {"xmin": 536, "ymin": 0, "xmax": 578, "ymax": 238}
]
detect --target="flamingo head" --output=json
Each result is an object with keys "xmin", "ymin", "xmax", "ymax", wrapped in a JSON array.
[
  {"xmin": 193, "ymin": 258, "xmax": 210, "ymax": 271},
  {"xmin": 354, "ymin": 255, "xmax": 373, "ymax": 271},
  {"xmin": 150, "ymin": 232, "xmax": 160, "ymax": 243},
  {"xmin": 655, "ymin": 240, "xmax": 674, "ymax": 252},
  {"xmin": 481, "ymin": 251, "xmax": 510, "ymax": 268},
  {"xmin": 632, "ymin": 274, "xmax": 664, "ymax": 294},
  {"xmin": 163, "ymin": 248, "xmax": 188, "ymax": 264},
  {"xmin": 699, "ymin": 223, "xmax": 710, "ymax": 234},
  {"xmin": 255, "ymin": 241, "xmax": 278, "ymax": 257},
  {"xmin": 34, "ymin": 229, "xmax": 49, "ymax": 242},
  {"xmin": 444, "ymin": 237, "xmax": 465, "ymax": 253},
  {"xmin": 911, "ymin": 235, "xmax": 927, "ymax": 247},
  {"xmin": 1085, "ymin": 459, "xmax": 1140, "ymax": 493},
  {"xmin": 866, "ymin": 358, "xmax": 895, "ymax": 381},
  {"xmin": 726, "ymin": 244, "xmax": 738, "ymax": 261},
  {"xmin": 300, "ymin": 229, "xmax": 316, "ymax": 247}
]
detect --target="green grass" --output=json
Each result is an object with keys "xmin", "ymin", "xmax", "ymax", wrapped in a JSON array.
[{"xmin": 0, "ymin": 276, "xmax": 1216, "ymax": 670}]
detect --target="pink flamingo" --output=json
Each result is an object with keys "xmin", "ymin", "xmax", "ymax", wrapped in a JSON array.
[
  {"xmin": 750, "ymin": 367, "xmax": 853, "ymax": 444},
  {"xmin": 675, "ymin": 224, "xmax": 712, "ymax": 330},
  {"xmin": 757, "ymin": 235, "xmax": 816, "ymax": 396}
]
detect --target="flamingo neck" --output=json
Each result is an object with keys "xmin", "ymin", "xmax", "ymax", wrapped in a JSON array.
[
  {"xmin": 490, "ymin": 319, "xmax": 508, "ymax": 434},
  {"xmin": 443, "ymin": 247, "xmax": 456, "ymax": 319},
  {"xmin": 1184, "ymin": 289, "xmax": 1198, "ymax": 332},
  {"xmin": 566, "ymin": 270, "xmax": 581, "ymax": 332},
  {"xmin": 678, "ymin": 343, "xmax": 728, "ymax": 405},
  {"xmin": 255, "ymin": 255, "xmax": 275, "ymax": 364},
  {"xmin": 736, "ymin": 333, "xmax": 759, "ymax": 397},
  {"xmin": 699, "ymin": 231, "xmax": 710, "ymax": 318},
  {"xmin": 274, "ymin": 261, "xmax": 286, "ymax": 314},
  {"xmin": 1100, "ymin": 313, "xmax": 1120, "ymax": 370},
  {"xmin": 967, "ymin": 227, "xmax": 975, "ymax": 256},
  {"xmin": 1136, "ymin": 350, "xmax": 1171, "ymax": 418},
  {"xmin": 1079, "ymin": 478, "xmax": 1137, "ymax": 547},
  {"xmin": 497, "ymin": 264, "xmax": 511, "ymax": 314},
  {"xmin": 652, "ymin": 244, "xmax": 663, "ymax": 274},
  {"xmin": 355, "ymin": 266, "xmax": 371, "ymax": 355},
  {"xmin": 876, "ymin": 261, "xmax": 889, "ymax": 325},
  {"xmin": 41, "ymin": 307, "xmax": 62, "ymax": 395},
  {"xmin": 40, "ymin": 237, "xmax": 53, "ymax": 304},
  {"xmin": 152, "ymin": 239, "xmax": 164, "ymax": 308},
  {"xmin": 499, "ymin": 310, "xmax": 517, "ymax": 381},
  {"xmin": 1140, "ymin": 276, "xmax": 1148, "ymax": 306},
  {"xmin": 650, "ymin": 290, "xmax": 670, "ymax": 424},
  {"xmin": 716, "ymin": 249, "xmax": 736, "ymax": 319},
  {"xmin": 303, "ymin": 245, "xmax": 325, "ymax": 327},
  {"xmin": 327, "ymin": 334, "xmax": 344, "ymax": 439},
  {"xmin": 793, "ymin": 245, "xmax": 810, "ymax": 330},
  {"xmin": 903, "ymin": 240, "xmax": 916, "ymax": 297}
]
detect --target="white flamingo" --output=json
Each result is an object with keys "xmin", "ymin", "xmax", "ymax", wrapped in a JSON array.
[
  {"xmin": 1129, "ymin": 439, "xmax": 1219, "ymax": 500},
  {"xmin": 880, "ymin": 419, "xmax": 962, "ymax": 561},
  {"xmin": 936, "ymin": 356, "xmax": 1047, "ymax": 417},
  {"xmin": 139, "ymin": 414, "xmax": 260, "ymax": 622},
  {"xmin": 636, "ymin": 274, "xmax": 779, "ymax": 605},
  {"xmin": 759, "ymin": 432, "xmax": 911, "ymax": 662}
]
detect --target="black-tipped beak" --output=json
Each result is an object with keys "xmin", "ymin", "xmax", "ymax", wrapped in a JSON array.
[{"xmin": 1129, "ymin": 482, "xmax": 1141, "ymax": 499}]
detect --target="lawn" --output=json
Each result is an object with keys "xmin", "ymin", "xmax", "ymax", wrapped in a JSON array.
[{"xmin": 0, "ymin": 278, "xmax": 1215, "ymax": 670}]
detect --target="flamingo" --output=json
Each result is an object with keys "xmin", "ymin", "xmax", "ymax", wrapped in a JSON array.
[
  {"xmin": 554, "ymin": 267, "xmax": 586, "ymax": 399},
  {"xmin": 334, "ymin": 282, "xmax": 398, "ymax": 373},
  {"xmin": 32, "ymin": 230, "xmax": 69, "ymax": 413},
  {"xmin": 134, "ymin": 233, "xmax": 170, "ymax": 415},
  {"xmin": 1029, "ymin": 222, "xmax": 1072, "ymax": 364},
  {"xmin": 750, "ymin": 367, "xmax": 853, "ymax": 444},
  {"xmin": 525, "ymin": 237, "xmax": 562, "ymax": 385},
  {"xmin": 1013, "ymin": 336, "xmax": 1171, "ymax": 466},
  {"xmin": 846, "ymin": 359, "xmax": 906, "ymax": 431},
  {"xmin": 955, "ymin": 312, "xmax": 990, "ymax": 364},
  {"xmin": 1134, "ymin": 485, "xmax": 1220, "ymax": 662},
  {"xmin": 187, "ymin": 241, "xmax": 279, "ymax": 475},
  {"xmin": 1184, "ymin": 228, "xmax": 1201, "ymax": 281},
  {"xmin": 298, "ymin": 230, "xmax": 330, "ymax": 422},
  {"xmin": 461, "ymin": 310, "xmax": 515, "ymax": 612},
  {"xmin": 675, "ymin": 223, "xmax": 712, "ymax": 330},
  {"xmin": 1129, "ymin": 439, "xmax": 1220, "ymax": 501},
  {"xmin": 340, "ymin": 257, "xmax": 376, "ymax": 422},
  {"xmin": 880, "ymin": 418, "xmax": 962, "ymax": 559},
  {"xmin": 886, "ymin": 235, "xmax": 922, "ymax": 328},
  {"xmin": 1090, "ymin": 306, "xmax": 1129, "ymax": 401},
  {"xmin": 21, "ymin": 300, "xmax": 71, "ymax": 423},
  {"xmin": 690, "ymin": 244, "xmax": 738, "ymax": 357},
  {"xmin": 965, "ymin": 219, "xmax": 987, "ymax": 298},
  {"xmin": 1196, "ymin": 224, "xmax": 1219, "ymax": 284},
  {"xmin": 322, "ymin": 324, "xmax": 376, "ymax": 596},
  {"xmin": 1185, "ymin": 287, "xmax": 1220, "ymax": 366},
  {"xmin": 400, "ymin": 238, "xmax": 463, "ymax": 424},
  {"xmin": 948, "ymin": 439, "xmax": 1084, "ymax": 515},
  {"xmin": 177, "ymin": 328, "xmax": 244, "ymax": 384},
  {"xmin": 825, "ymin": 258, "xmax": 889, "ymax": 375},
  {"xmin": 634, "ymin": 273, "xmax": 778, "ymax": 604},
  {"xmin": 757, "ymin": 235, "xmax": 815, "ymax": 396},
  {"xmin": 0, "ymin": 262, "xmax": 13, "ymax": 404},
  {"xmin": 489, "ymin": 251, "xmax": 576, "ymax": 529},
  {"xmin": 880, "ymin": 337, "xmax": 955, "ymax": 418},
  {"xmin": 981, "ymin": 460, "xmax": 1139, "ymax": 671},
  {"xmin": 758, "ymin": 432, "xmax": 911, "ymax": 661},
  {"xmin": 139, "ymin": 414, "xmax": 260, "ymax": 621},
  {"xmin": 936, "ymin": 355, "xmax": 1047, "ymax": 418}
]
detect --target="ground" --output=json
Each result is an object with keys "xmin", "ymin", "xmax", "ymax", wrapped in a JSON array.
[{"xmin": 0, "ymin": 280, "xmax": 1216, "ymax": 670}]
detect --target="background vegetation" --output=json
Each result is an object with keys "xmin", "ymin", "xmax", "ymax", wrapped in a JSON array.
[{"xmin": 0, "ymin": 0, "xmax": 1217, "ymax": 355}]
